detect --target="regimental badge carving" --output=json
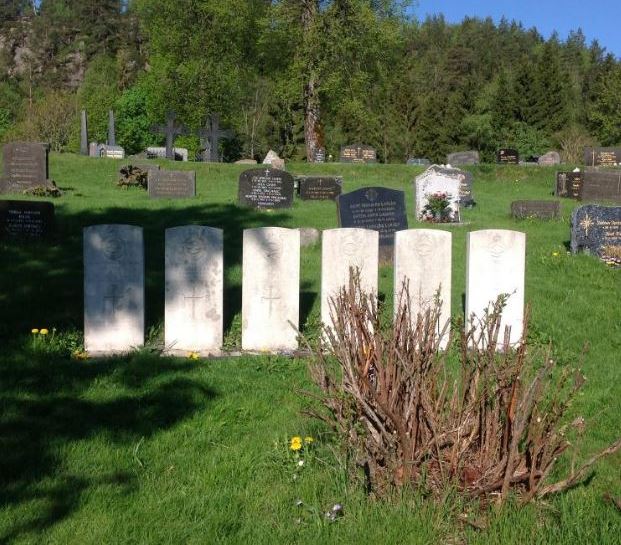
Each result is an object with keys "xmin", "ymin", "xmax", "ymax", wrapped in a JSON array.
[
  {"xmin": 100, "ymin": 227, "xmax": 125, "ymax": 261},
  {"xmin": 182, "ymin": 230, "xmax": 207, "ymax": 259},
  {"xmin": 340, "ymin": 232, "xmax": 362, "ymax": 257},
  {"xmin": 365, "ymin": 188, "xmax": 379, "ymax": 202},
  {"xmin": 264, "ymin": 231, "xmax": 283, "ymax": 261},
  {"xmin": 489, "ymin": 233, "xmax": 505, "ymax": 261},
  {"xmin": 416, "ymin": 234, "xmax": 433, "ymax": 258}
]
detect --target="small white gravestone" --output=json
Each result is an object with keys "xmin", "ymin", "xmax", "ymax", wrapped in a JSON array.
[
  {"xmin": 262, "ymin": 149, "xmax": 285, "ymax": 170},
  {"xmin": 242, "ymin": 227, "xmax": 300, "ymax": 352},
  {"xmin": 165, "ymin": 226, "xmax": 223, "ymax": 355},
  {"xmin": 84, "ymin": 224, "xmax": 144, "ymax": 354},
  {"xmin": 321, "ymin": 228, "xmax": 379, "ymax": 332},
  {"xmin": 394, "ymin": 229, "xmax": 452, "ymax": 349},
  {"xmin": 414, "ymin": 167, "xmax": 461, "ymax": 220},
  {"xmin": 465, "ymin": 229, "xmax": 525, "ymax": 347}
]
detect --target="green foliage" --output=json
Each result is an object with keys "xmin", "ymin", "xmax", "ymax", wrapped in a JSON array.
[
  {"xmin": 115, "ymin": 84, "xmax": 153, "ymax": 155},
  {"xmin": 588, "ymin": 61, "xmax": 621, "ymax": 145}
]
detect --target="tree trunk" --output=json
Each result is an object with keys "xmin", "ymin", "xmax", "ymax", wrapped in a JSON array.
[{"xmin": 301, "ymin": 0, "xmax": 322, "ymax": 162}]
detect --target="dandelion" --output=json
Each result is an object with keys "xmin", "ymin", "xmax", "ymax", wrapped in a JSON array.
[
  {"xmin": 40, "ymin": 328, "xmax": 49, "ymax": 335},
  {"xmin": 72, "ymin": 350, "xmax": 89, "ymax": 361},
  {"xmin": 31, "ymin": 328, "xmax": 39, "ymax": 334},
  {"xmin": 298, "ymin": 460, "xmax": 305, "ymax": 467},
  {"xmin": 187, "ymin": 351, "xmax": 200, "ymax": 360},
  {"xmin": 552, "ymin": 251, "xmax": 559, "ymax": 257},
  {"xmin": 304, "ymin": 436, "xmax": 314, "ymax": 444},
  {"xmin": 290, "ymin": 436, "xmax": 302, "ymax": 451}
]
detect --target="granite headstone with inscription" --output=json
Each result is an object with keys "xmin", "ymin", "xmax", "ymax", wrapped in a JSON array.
[
  {"xmin": 580, "ymin": 170, "xmax": 621, "ymax": 204},
  {"xmin": 1, "ymin": 143, "xmax": 50, "ymax": 194},
  {"xmin": 238, "ymin": 168, "xmax": 294, "ymax": 209},
  {"xmin": 298, "ymin": 176, "xmax": 342, "ymax": 200},
  {"xmin": 511, "ymin": 200, "xmax": 560, "ymax": 220},
  {"xmin": 556, "ymin": 171, "xmax": 583, "ymax": 199},
  {"xmin": 339, "ymin": 144, "xmax": 377, "ymax": 164},
  {"xmin": 571, "ymin": 205, "xmax": 621, "ymax": 264},
  {"xmin": 0, "ymin": 200, "xmax": 54, "ymax": 239},
  {"xmin": 447, "ymin": 150, "xmax": 479, "ymax": 166},
  {"xmin": 497, "ymin": 149, "xmax": 519, "ymax": 164},
  {"xmin": 584, "ymin": 147, "xmax": 621, "ymax": 167},
  {"xmin": 148, "ymin": 170, "xmax": 196, "ymax": 199}
]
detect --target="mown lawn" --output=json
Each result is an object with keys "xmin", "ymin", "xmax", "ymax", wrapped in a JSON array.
[{"xmin": 0, "ymin": 154, "xmax": 619, "ymax": 544}]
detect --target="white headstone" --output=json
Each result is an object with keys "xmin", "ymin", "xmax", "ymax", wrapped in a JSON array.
[
  {"xmin": 465, "ymin": 229, "xmax": 525, "ymax": 347},
  {"xmin": 146, "ymin": 146, "xmax": 189, "ymax": 161},
  {"xmin": 165, "ymin": 226, "xmax": 223, "ymax": 355},
  {"xmin": 414, "ymin": 168, "xmax": 461, "ymax": 220},
  {"xmin": 321, "ymin": 228, "xmax": 379, "ymax": 331},
  {"xmin": 242, "ymin": 227, "xmax": 300, "ymax": 352},
  {"xmin": 394, "ymin": 229, "xmax": 452, "ymax": 349},
  {"xmin": 84, "ymin": 225, "xmax": 144, "ymax": 354}
]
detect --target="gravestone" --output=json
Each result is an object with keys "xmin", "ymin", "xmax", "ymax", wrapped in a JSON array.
[
  {"xmin": 339, "ymin": 144, "xmax": 377, "ymax": 164},
  {"xmin": 298, "ymin": 176, "xmax": 342, "ymax": 200},
  {"xmin": 0, "ymin": 200, "xmax": 54, "ymax": 239},
  {"xmin": 584, "ymin": 146, "xmax": 621, "ymax": 167},
  {"xmin": 510, "ymin": 200, "xmax": 560, "ymax": 220},
  {"xmin": 447, "ymin": 150, "xmax": 479, "ymax": 165},
  {"xmin": 165, "ymin": 226, "xmax": 223, "ymax": 354},
  {"xmin": 311, "ymin": 147, "xmax": 326, "ymax": 163},
  {"xmin": 571, "ymin": 205, "xmax": 621, "ymax": 264},
  {"xmin": 241, "ymin": 227, "xmax": 300, "ymax": 352},
  {"xmin": 497, "ymin": 149, "xmax": 519, "ymax": 164},
  {"xmin": 414, "ymin": 168, "xmax": 461, "ymax": 221},
  {"xmin": 80, "ymin": 110, "xmax": 88, "ymax": 156},
  {"xmin": 538, "ymin": 151, "xmax": 561, "ymax": 166},
  {"xmin": 556, "ymin": 171, "xmax": 583, "ymax": 199},
  {"xmin": 83, "ymin": 224, "xmax": 144, "ymax": 354},
  {"xmin": 394, "ymin": 229, "xmax": 452, "ymax": 349},
  {"xmin": 1, "ymin": 142, "xmax": 51, "ymax": 194},
  {"xmin": 148, "ymin": 169, "xmax": 196, "ymax": 199},
  {"xmin": 197, "ymin": 114, "xmax": 232, "ymax": 162},
  {"xmin": 238, "ymin": 168, "xmax": 294, "ymax": 209},
  {"xmin": 580, "ymin": 170, "xmax": 621, "ymax": 204},
  {"xmin": 145, "ymin": 146, "xmax": 188, "ymax": 161},
  {"xmin": 337, "ymin": 187, "xmax": 408, "ymax": 261},
  {"xmin": 407, "ymin": 157, "xmax": 431, "ymax": 166},
  {"xmin": 415, "ymin": 164, "xmax": 473, "ymax": 210},
  {"xmin": 465, "ymin": 229, "xmax": 525, "ymax": 347},
  {"xmin": 90, "ymin": 143, "xmax": 125, "ymax": 159},
  {"xmin": 321, "ymin": 228, "xmax": 378, "ymax": 333},
  {"xmin": 151, "ymin": 112, "xmax": 190, "ymax": 160}
]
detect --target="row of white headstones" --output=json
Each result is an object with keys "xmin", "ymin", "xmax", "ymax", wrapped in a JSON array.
[{"xmin": 83, "ymin": 225, "xmax": 525, "ymax": 355}]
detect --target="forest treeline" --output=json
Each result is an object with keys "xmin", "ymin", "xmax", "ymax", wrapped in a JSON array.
[{"xmin": 1, "ymin": 0, "xmax": 620, "ymax": 163}]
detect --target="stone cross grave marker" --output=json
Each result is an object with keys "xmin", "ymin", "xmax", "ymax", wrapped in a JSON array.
[
  {"xmin": 510, "ymin": 200, "xmax": 560, "ymax": 220},
  {"xmin": 242, "ymin": 227, "xmax": 300, "ymax": 352},
  {"xmin": 238, "ymin": 168, "xmax": 294, "ymax": 209},
  {"xmin": 556, "ymin": 171, "xmax": 583, "ymax": 199},
  {"xmin": 497, "ymin": 149, "xmax": 519, "ymax": 164},
  {"xmin": 394, "ymin": 229, "xmax": 452, "ymax": 349},
  {"xmin": 584, "ymin": 146, "xmax": 621, "ymax": 167},
  {"xmin": 197, "ymin": 114, "xmax": 232, "ymax": 162},
  {"xmin": 80, "ymin": 110, "xmax": 88, "ymax": 156},
  {"xmin": 321, "ymin": 228, "xmax": 378, "ymax": 335},
  {"xmin": 414, "ymin": 168, "xmax": 461, "ymax": 220},
  {"xmin": 148, "ymin": 169, "xmax": 196, "ymax": 199},
  {"xmin": 580, "ymin": 170, "xmax": 621, "ymax": 204},
  {"xmin": 0, "ymin": 200, "xmax": 54, "ymax": 239},
  {"xmin": 151, "ymin": 112, "xmax": 190, "ymax": 160},
  {"xmin": 339, "ymin": 144, "xmax": 377, "ymax": 163},
  {"xmin": 298, "ymin": 176, "xmax": 342, "ymax": 200},
  {"xmin": 571, "ymin": 205, "xmax": 621, "ymax": 265},
  {"xmin": 447, "ymin": 150, "xmax": 479, "ymax": 165},
  {"xmin": 465, "ymin": 229, "xmax": 525, "ymax": 348},
  {"xmin": 165, "ymin": 226, "xmax": 223, "ymax": 355},
  {"xmin": 84, "ymin": 224, "xmax": 144, "ymax": 354},
  {"xmin": 1, "ymin": 142, "xmax": 50, "ymax": 194}
]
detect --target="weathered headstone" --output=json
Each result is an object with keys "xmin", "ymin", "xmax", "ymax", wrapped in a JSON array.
[
  {"xmin": 298, "ymin": 176, "xmax": 342, "ymax": 200},
  {"xmin": 235, "ymin": 159, "xmax": 258, "ymax": 165},
  {"xmin": 584, "ymin": 146, "xmax": 621, "ymax": 167},
  {"xmin": 148, "ymin": 169, "xmax": 196, "ymax": 199},
  {"xmin": 80, "ymin": 110, "xmax": 88, "ymax": 156},
  {"xmin": 497, "ymin": 148, "xmax": 519, "ymax": 164},
  {"xmin": 556, "ymin": 171, "xmax": 583, "ymax": 199},
  {"xmin": 447, "ymin": 150, "xmax": 479, "ymax": 166},
  {"xmin": 465, "ymin": 229, "xmax": 525, "ymax": 347},
  {"xmin": 321, "ymin": 228, "xmax": 378, "ymax": 332},
  {"xmin": 571, "ymin": 205, "xmax": 621, "ymax": 265},
  {"xmin": 414, "ymin": 168, "xmax": 461, "ymax": 221},
  {"xmin": 415, "ymin": 164, "xmax": 473, "ymax": 211},
  {"xmin": 0, "ymin": 142, "xmax": 50, "ymax": 193},
  {"xmin": 90, "ymin": 142, "xmax": 125, "ymax": 159},
  {"xmin": 394, "ymin": 229, "xmax": 452, "ymax": 349},
  {"xmin": 197, "ymin": 114, "xmax": 232, "ymax": 162},
  {"xmin": 83, "ymin": 224, "xmax": 144, "ymax": 354},
  {"xmin": 0, "ymin": 200, "xmax": 54, "ymax": 239},
  {"xmin": 311, "ymin": 147, "xmax": 326, "ymax": 163},
  {"xmin": 538, "ymin": 151, "xmax": 561, "ymax": 166},
  {"xmin": 510, "ymin": 200, "xmax": 560, "ymax": 220},
  {"xmin": 165, "ymin": 226, "xmax": 223, "ymax": 355},
  {"xmin": 339, "ymin": 144, "xmax": 377, "ymax": 164},
  {"xmin": 580, "ymin": 170, "xmax": 621, "ymax": 204},
  {"xmin": 145, "ymin": 146, "xmax": 188, "ymax": 161},
  {"xmin": 241, "ymin": 227, "xmax": 300, "ymax": 352},
  {"xmin": 407, "ymin": 157, "xmax": 431, "ymax": 166},
  {"xmin": 238, "ymin": 168, "xmax": 294, "ymax": 209},
  {"xmin": 108, "ymin": 110, "xmax": 116, "ymax": 146},
  {"xmin": 151, "ymin": 112, "xmax": 189, "ymax": 160}
]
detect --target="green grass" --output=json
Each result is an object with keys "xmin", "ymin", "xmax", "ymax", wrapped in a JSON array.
[{"xmin": 1, "ymin": 155, "xmax": 620, "ymax": 543}]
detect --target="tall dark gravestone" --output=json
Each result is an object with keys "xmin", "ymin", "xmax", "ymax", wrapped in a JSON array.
[
  {"xmin": 584, "ymin": 146, "xmax": 621, "ymax": 167},
  {"xmin": 0, "ymin": 143, "xmax": 50, "ymax": 194},
  {"xmin": 556, "ymin": 171, "xmax": 583, "ymax": 199},
  {"xmin": 147, "ymin": 170, "xmax": 196, "ymax": 199},
  {"xmin": 80, "ymin": 110, "xmax": 89, "ymax": 156},
  {"xmin": 197, "ymin": 114, "xmax": 232, "ymax": 162},
  {"xmin": 580, "ymin": 170, "xmax": 621, "ymax": 204},
  {"xmin": 571, "ymin": 205, "xmax": 621, "ymax": 265},
  {"xmin": 238, "ymin": 168, "xmax": 294, "ymax": 209},
  {"xmin": 151, "ymin": 112, "xmax": 190, "ymax": 160},
  {"xmin": 497, "ymin": 149, "xmax": 519, "ymax": 164},
  {"xmin": 339, "ymin": 144, "xmax": 377, "ymax": 164},
  {"xmin": 0, "ymin": 200, "xmax": 55, "ymax": 239},
  {"xmin": 311, "ymin": 147, "xmax": 326, "ymax": 163},
  {"xmin": 337, "ymin": 187, "xmax": 408, "ymax": 261},
  {"xmin": 298, "ymin": 176, "xmax": 342, "ymax": 200}
]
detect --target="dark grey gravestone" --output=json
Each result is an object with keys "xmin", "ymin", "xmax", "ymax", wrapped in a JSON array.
[
  {"xmin": 571, "ymin": 205, "xmax": 621, "ymax": 263},
  {"xmin": 447, "ymin": 150, "xmax": 479, "ymax": 165},
  {"xmin": 580, "ymin": 170, "xmax": 621, "ymax": 204},
  {"xmin": 298, "ymin": 176, "xmax": 342, "ymax": 200},
  {"xmin": 0, "ymin": 200, "xmax": 54, "ymax": 239},
  {"xmin": 238, "ymin": 168, "xmax": 294, "ymax": 209},
  {"xmin": 584, "ymin": 146, "xmax": 621, "ymax": 167},
  {"xmin": 556, "ymin": 171, "xmax": 583, "ymax": 199},
  {"xmin": 1, "ymin": 143, "xmax": 50, "ymax": 194},
  {"xmin": 511, "ymin": 200, "xmax": 560, "ymax": 220},
  {"xmin": 497, "ymin": 149, "xmax": 519, "ymax": 164},
  {"xmin": 108, "ymin": 110, "xmax": 116, "ymax": 146},
  {"xmin": 407, "ymin": 157, "xmax": 431, "ymax": 166},
  {"xmin": 337, "ymin": 187, "xmax": 408, "ymax": 261},
  {"xmin": 339, "ymin": 144, "xmax": 377, "ymax": 164},
  {"xmin": 80, "ymin": 110, "xmax": 88, "ymax": 156},
  {"xmin": 311, "ymin": 147, "xmax": 326, "ymax": 163},
  {"xmin": 197, "ymin": 114, "xmax": 232, "ymax": 162},
  {"xmin": 148, "ymin": 170, "xmax": 196, "ymax": 199},
  {"xmin": 151, "ymin": 112, "xmax": 190, "ymax": 160}
]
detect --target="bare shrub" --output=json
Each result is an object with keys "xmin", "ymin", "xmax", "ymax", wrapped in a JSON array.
[{"xmin": 304, "ymin": 270, "xmax": 620, "ymax": 503}]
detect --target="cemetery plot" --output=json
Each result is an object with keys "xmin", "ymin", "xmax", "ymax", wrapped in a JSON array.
[
  {"xmin": 148, "ymin": 170, "xmax": 196, "ymax": 199},
  {"xmin": 511, "ymin": 200, "xmax": 560, "ymax": 220},
  {"xmin": 556, "ymin": 171, "xmax": 583, "ymax": 199},
  {"xmin": 580, "ymin": 170, "xmax": 621, "ymax": 203},
  {"xmin": 571, "ymin": 205, "xmax": 621, "ymax": 266},
  {"xmin": 0, "ymin": 200, "xmax": 54, "ymax": 239},
  {"xmin": 339, "ymin": 144, "xmax": 377, "ymax": 163},
  {"xmin": 414, "ymin": 167, "xmax": 462, "ymax": 221},
  {"xmin": 497, "ymin": 148, "xmax": 519, "ymax": 164},
  {"xmin": 297, "ymin": 176, "xmax": 342, "ymax": 200},
  {"xmin": 446, "ymin": 150, "xmax": 479, "ymax": 165},
  {"xmin": 1, "ymin": 142, "xmax": 50, "ymax": 193},
  {"xmin": 238, "ymin": 168, "xmax": 294, "ymax": 209},
  {"xmin": 584, "ymin": 146, "xmax": 621, "ymax": 167}
]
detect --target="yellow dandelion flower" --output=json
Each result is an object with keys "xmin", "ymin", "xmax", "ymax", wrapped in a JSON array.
[
  {"xmin": 40, "ymin": 328, "xmax": 49, "ymax": 335},
  {"xmin": 304, "ymin": 436, "xmax": 314, "ymax": 444},
  {"xmin": 552, "ymin": 251, "xmax": 559, "ymax": 257},
  {"xmin": 290, "ymin": 436, "xmax": 302, "ymax": 451},
  {"xmin": 31, "ymin": 328, "xmax": 39, "ymax": 334},
  {"xmin": 187, "ymin": 351, "xmax": 200, "ymax": 360}
]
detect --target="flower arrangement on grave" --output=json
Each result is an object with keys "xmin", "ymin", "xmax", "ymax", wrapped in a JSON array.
[{"xmin": 421, "ymin": 191, "xmax": 455, "ymax": 223}]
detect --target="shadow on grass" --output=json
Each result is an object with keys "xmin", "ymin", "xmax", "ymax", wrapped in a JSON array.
[{"xmin": 0, "ymin": 348, "xmax": 215, "ymax": 542}]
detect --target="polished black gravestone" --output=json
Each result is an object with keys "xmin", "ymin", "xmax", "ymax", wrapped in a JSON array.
[
  {"xmin": 1, "ymin": 142, "xmax": 50, "ymax": 194},
  {"xmin": 311, "ymin": 147, "xmax": 326, "ymax": 163},
  {"xmin": 337, "ymin": 187, "xmax": 408, "ymax": 260},
  {"xmin": 148, "ymin": 170, "xmax": 196, "ymax": 199},
  {"xmin": 298, "ymin": 176, "xmax": 342, "ymax": 201},
  {"xmin": 584, "ymin": 147, "xmax": 621, "ymax": 167},
  {"xmin": 339, "ymin": 144, "xmax": 377, "ymax": 164},
  {"xmin": 238, "ymin": 168, "xmax": 294, "ymax": 209},
  {"xmin": 580, "ymin": 170, "xmax": 621, "ymax": 204},
  {"xmin": 556, "ymin": 171, "xmax": 583, "ymax": 199},
  {"xmin": 0, "ymin": 200, "xmax": 54, "ymax": 238},
  {"xmin": 571, "ymin": 205, "xmax": 621, "ymax": 263},
  {"xmin": 446, "ymin": 150, "xmax": 479, "ymax": 166},
  {"xmin": 511, "ymin": 200, "xmax": 560, "ymax": 220},
  {"xmin": 497, "ymin": 148, "xmax": 519, "ymax": 164}
]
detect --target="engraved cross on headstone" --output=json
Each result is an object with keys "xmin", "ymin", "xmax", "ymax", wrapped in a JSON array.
[
  {"xmin": 104, "ymin": 285, "xmax": 123, "ymax": 318},
  {"xmin": 184, "ymin": 285, "xmax": 205, "ymax": 320},
  {"xmin": 152, "ymin": 111, "xmax": 189, "ymax": 160},
  {"xmin": 262, "ymin": 285, "xmax": 281, "ymax": 317},
  {"xmin": 197, "ymin": 114, "xmax": 232, "ymax": 162}
]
